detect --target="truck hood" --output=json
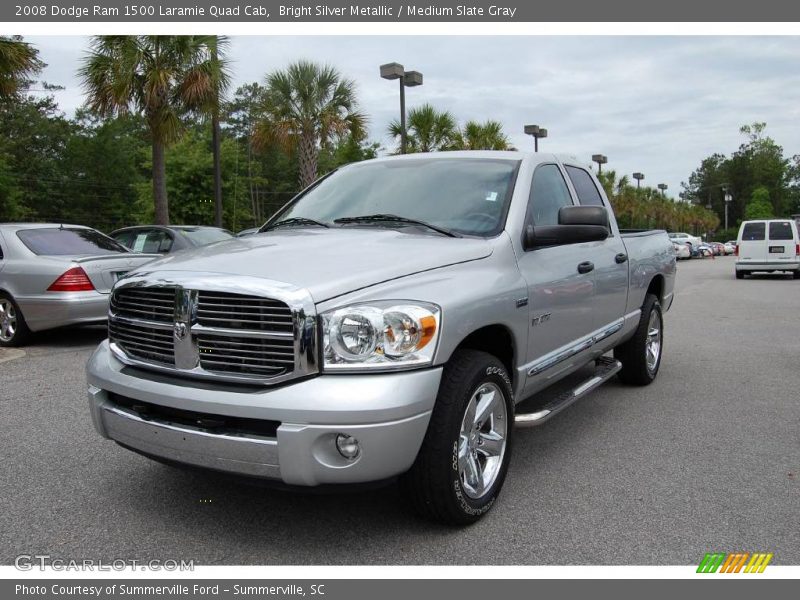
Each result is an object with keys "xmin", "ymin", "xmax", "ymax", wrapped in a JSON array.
[{"xmin": 127, "ymin": 228, "xmax": 493, "ymax": 302}]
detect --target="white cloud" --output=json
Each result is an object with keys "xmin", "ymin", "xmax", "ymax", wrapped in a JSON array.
[{"xmin": 23, "ymin": 34, "xmax": 800, "ymax": 196}]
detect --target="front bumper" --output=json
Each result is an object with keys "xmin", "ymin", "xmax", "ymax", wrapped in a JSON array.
[
  {"xmin": 87, "ymin": 341, "xmax": 440, "ymax": 486},
  {"xmin": 17, "ymin": 291, "xmax": 109, "ymax": 332}
]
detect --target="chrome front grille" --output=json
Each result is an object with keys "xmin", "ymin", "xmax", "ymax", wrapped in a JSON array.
[
  {"xmin": 197, "ymin": 334, "xmax": 295, "ymax": 377},
  {"xmin": 107, "ymin": 276, "xmax": 318, "ymax": 385},
  {"xmin": 108, "ymin": 320, "xmax": 174, "ymax": 364},
  {"xmin": 196, "ymin": 291, "xmax": 294, "ymax": 333},
  {"xmin": 110, "ymin": 287, "xmax": 176, "ymax": 323}
]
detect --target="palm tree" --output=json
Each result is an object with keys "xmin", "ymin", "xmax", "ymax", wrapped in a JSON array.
[
  {"xmin": 389, "ymin": 103, "xmax": 456, "ymax": 153},
  {"xmin": 451, "ymin": 119, "xmax": 510, "ymax": 150},
  {"xmin": 79, "ymin": 35, "xmax": 229, "ymax": 225},
  {"xmin": 0, "ymin": 36, "xmax": 44, "ymax": 100},
  {"xmin": 255, "ymin": 61, "xmax": 364, "ymax": 189},
  {"xmin": 208, "ymin": 36, "xmax": 230, "ymax": 228}
]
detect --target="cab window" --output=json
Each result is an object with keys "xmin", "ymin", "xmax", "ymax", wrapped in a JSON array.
[
  {"xmin": 565, "ymin": 166, "xmax": 605, "ymax": 206},
  {"xmin": 528, "ymin": 164, "xmax": 574, "ymax": 226}
]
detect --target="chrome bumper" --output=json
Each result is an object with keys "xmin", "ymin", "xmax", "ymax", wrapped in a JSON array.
[
  {"xmin": 736, "ymin": 261, "xmax": 800, "ymax": 271},
  {"xmin": 87, "ymin": 341, "xmax": 440, "ymax": 486}
]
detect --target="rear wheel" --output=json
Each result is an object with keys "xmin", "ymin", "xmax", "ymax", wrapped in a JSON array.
[
  {"xmin": 794, "ymin": 271, "xmax": 800, "ymax": 280},
  {"xmin": 401, "ymin": 349, "xmax": 514, "ymax": 525},
  {"xmin": 0, "ymin": 293, "xmax": 31, "ymax": 347},
  {"xmin": 615, "ymin": 293, "xmax": 662, "ymax": 386},
  {"xmin": 735, "ymin": 270, "xmax": 744, "ymax": 280}
]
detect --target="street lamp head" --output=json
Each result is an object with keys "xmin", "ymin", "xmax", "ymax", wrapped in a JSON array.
[
  {"xmin": 403, "ymin": 71, "xmax": 423, "ymax": 87},
  {"xmin": 380, "ymin": 62, "xmax": 405, "ymax": 80},
  {"xmin": 539, "ymin": 128, "xmax": 548, "ymax": 139},
  {"xmin": 592, "ymin": 154, "xmax": 607, "ymax": 165},
  {"xmin": 657, "ymin": 183, "xmax": 667, "ymax": 191},
  {"xmin": 524, "ymin": 124, "xmax": 541, "ymax": 136},
  {"xmin": 633, "ymin": 172, "xmax": 644, "ymax": 181}
]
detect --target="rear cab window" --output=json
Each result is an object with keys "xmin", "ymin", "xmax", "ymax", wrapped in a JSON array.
[
  {"xmin": 741, "ymin": 223, "xmax": 766, "ymax": 241},
  {"xmin": 16, "ymin": 228, "xmax": 128, "ymax": 256},
  {"xmin": 565, "ymin": 165, "xmax": 605, "ymax": 206},
  {"xmin": 768, "ymin": 221, "xmax": 794, "ymax": 241}
]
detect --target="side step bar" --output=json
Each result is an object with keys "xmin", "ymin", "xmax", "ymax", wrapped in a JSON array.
[{"xmin": 515, "ymin": 356, "xmax": 622, "ymax": 428}]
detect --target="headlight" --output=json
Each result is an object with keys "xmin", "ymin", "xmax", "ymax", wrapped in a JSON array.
[{"xmin": 322, "ymin": 301, "xmax": 441, "ymax": 371}]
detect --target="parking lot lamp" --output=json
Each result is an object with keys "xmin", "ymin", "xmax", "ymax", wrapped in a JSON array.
[
  {"xmin": 592, "ymin": 154, "xmax": 608, "ymax": 174},
  {"xmin": 380, "ymin": 63, "xmax": 423, "ymax": 154},
  {"xmin": 524, "ymin": 125, "xmax": 548, "ymax": 152},
  {"xmin": 658, "ymin": 183, "xmax": 667, "ymax": 197},
  {"xmin": 633, "ymin": 172, "xmax": 644, "ymax": 189}
]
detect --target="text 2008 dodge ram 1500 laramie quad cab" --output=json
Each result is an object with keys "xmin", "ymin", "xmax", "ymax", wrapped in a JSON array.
[{"xmin": 87, "ymin": 152, "xmax": 675, "ymax": 524}]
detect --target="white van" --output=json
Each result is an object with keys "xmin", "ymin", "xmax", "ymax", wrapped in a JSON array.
[{"xmin": 735, "ymin": 219, "xmax": 800, "ymax": 279}]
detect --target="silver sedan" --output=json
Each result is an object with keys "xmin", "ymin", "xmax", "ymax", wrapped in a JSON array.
[{"xmin": 0, "ymin": 223, "xmax": 158, "ymax": 346}]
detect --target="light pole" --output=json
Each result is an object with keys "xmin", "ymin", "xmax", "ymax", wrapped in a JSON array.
[
  {"xmin": 724, "ymin": 188, "xmax": 733, "ymax": 230},
  {"xmin": 633, "ymin": 172, "xmax": 644, "ymax": 189},
  {"xmin": 380, "ymin": 62, "xmax": 423, "ymax": 154},
  {"xmin": 524, "ymin": 124, "xmax": 548, "ymax": 152},
  {"xmin": 657, "ymin": 183, "xmax": 667, "ymax": 197},
  {"xmin": 592, "ymin": 154, "xmax": 608, "ymax": 174}
]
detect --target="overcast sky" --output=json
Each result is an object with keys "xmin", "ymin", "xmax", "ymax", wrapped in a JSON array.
[{"xmin": 25, "ymin": 35, "xmax": 800, "ymax": 196}]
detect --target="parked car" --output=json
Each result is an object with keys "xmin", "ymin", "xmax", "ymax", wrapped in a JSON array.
[
  {"xmin": 0, "ymin": 224, "xmax": 158, "ymax": 346},
  {"xmin": 668, "ymin": 231, "xmax": 702, "ymax": 253},
  {"xmin": 724, "ymin": 241, "xmax": 736, "ymax": 255},
  {"xmin": 87, "ymin": 152, "xmax": 675, "ymax": 524},
  {"xmin": 697, "ymin": 243, "xmax": 714, "ymax": 257},
  {"xmin": 709, "ymin": 241, "xmax": 725, "ymax": 256},
  {"xmin": 735, "ymin": 219, "xmax": 800, "ymax": 279},
  {"xmin": 109, "ymin": 225, "xmax": 233, "ymax": 254},
  {"xmin": 236, "ymin": 227, "xmax": 261, "ymax": 238},
  {"xmin": 673, "ymin": 242, "xmax": 691, "ymax": 260}
]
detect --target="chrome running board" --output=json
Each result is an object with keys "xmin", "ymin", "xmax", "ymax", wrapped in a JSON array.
[{"xmin": 515, "ymin": 356, "xmax": 622, "ymax": 428}]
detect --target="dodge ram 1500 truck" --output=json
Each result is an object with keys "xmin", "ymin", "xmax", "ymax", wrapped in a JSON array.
[{"xmin": 87, "ymin": 152, "xmax": 675, "ymax": 524}]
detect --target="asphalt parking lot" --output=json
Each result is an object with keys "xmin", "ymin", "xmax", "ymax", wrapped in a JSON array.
[{"xmin": 1, "ymin": 256, "xmax": 798, "ymax": 565}]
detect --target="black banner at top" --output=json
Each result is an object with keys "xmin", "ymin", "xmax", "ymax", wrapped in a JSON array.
[{"xmin": 4, "ymin": 0, "xmax": 800, "ymax": 22}]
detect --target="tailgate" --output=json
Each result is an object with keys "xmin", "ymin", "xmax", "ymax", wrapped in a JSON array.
[{"xmin": 73, "ymin": 254, "xmax": 160, "ymax": 293}]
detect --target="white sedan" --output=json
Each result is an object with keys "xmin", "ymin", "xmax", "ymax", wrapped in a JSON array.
[{"xmin": 673, "ymin": 242, "xmax": 691, "ymax": 260}]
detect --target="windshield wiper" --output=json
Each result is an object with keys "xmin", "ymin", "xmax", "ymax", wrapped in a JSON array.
[
  {"xmin": 263, "ymin": 217, "xmax": 330, "ymax": 231},
  {"xmin": 333, "ymin": 214, "xmax": 460, "ymax": 238}
]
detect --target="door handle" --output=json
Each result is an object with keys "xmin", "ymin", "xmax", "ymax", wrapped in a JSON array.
[
  {"xmin": 615, "ymin": 253, "xmax": 628, "ymax": 264},
  {"xmin": 577, "ymin": 261, "xmax": 595, "ymax": 274}
]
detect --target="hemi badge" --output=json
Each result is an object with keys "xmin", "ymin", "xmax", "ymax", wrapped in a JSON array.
[{"xmin": 516, "ymin": 297, "xmax": 529, "ymax": 308}]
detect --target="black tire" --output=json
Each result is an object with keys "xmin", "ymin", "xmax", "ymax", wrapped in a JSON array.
[
  {"xmin": 735, "ymin": 270, "xmax": 744, "ymax": 280},
  {"xmin": 793, "ymin": 271, "xmax": 800, "ymax": 280},
  {"xmin": 400, "ymin": 349, "xmax": 514, "ymax": 525},
  {"xmin": 0, "ymin": 292, "xmax": 31, "ymax": 347},
  {"xmin": 615, "ymin": 293, "xmax": 663, "ymax": 386}
]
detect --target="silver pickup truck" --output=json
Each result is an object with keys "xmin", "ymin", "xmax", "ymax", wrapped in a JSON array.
[{"xmin": 87, "ymin": 151, "xmax": 675, "ymax": 524}]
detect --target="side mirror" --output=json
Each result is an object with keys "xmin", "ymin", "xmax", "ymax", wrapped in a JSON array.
[{"xmin": 524, "ymin": 206, "xmax": 610, "ymax": 249}]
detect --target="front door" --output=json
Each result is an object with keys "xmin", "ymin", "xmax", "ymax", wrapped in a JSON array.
[{"xmin": 516, "ymin": 163, "xmax": 597, "ymax": 395}]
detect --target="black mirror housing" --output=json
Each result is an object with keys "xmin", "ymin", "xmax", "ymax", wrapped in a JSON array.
[{"xmin": 558, "ymin": 205, "xmax": 609, "ymax": 227}]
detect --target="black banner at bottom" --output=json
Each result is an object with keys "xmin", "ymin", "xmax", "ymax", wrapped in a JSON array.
[{"xmin": 3, "ymin": 579, "xmax": 796, "ymax": 600}]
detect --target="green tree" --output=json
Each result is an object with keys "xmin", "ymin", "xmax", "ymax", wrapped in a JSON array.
[
  {"xmin": 451, "ymin": 119, "xmax": 510, "ymax": 150},
  {"xmin": 255, "ymin": 61, "xmax": 365, "ymax": 189},
  {"xmin": 79, "ymin": 35, "xmax": 229, "ymax": 225},
  {"xmin": 389, "ymin": 103, "xmax": 456, "ymax": 153},
  {"xmin": 744, "ymin": 186, "xmax": 775, "ymax": 220},
  {"xmin": 0, "ymin": 36, "xmax": 44, "ymax": 100}
]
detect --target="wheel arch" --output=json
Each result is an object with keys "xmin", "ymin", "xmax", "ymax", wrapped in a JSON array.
[{"xmin": 447, "ymin": 324, "xmax": 516, "ymax": 388}]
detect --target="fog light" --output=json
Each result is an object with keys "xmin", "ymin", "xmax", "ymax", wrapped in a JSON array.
[{"xmin": 335, "ymin": 434, "xmax": 360, "ymax": 460}]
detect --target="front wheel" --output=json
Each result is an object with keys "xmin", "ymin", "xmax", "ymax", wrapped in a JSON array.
[
  {"xmin": 401, "ymin": 349, "xmax": 514, "ymax": 525},
  {"xmin": 615, "ymin": 293, "xmax": 663, "ymax": 386},
  {"xmin": 736, "ymin": 270, "xmax": 745, "ymax": 279}
]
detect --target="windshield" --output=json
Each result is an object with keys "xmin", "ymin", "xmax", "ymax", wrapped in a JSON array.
[
  {"xmin": 271, "ymin": 157, "xmax": 520, "ymax": 237},
  {"xmin": 17, "ymin": 227, "xmax": 128, "ymax": 256},
  {"xmin": 178, "ymin": 228, "xmax": 233, "ymax": 246}
]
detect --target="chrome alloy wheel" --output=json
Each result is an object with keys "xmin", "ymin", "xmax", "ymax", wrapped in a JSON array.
[
  {"xmin": 645, "ymin": 309, "xmax": 662, "ymax": 373},
  {"xmin": 458, "ymin": 382, "xmax": 508, "ymax": 499},
  {"xmin": 0, "ymin": 298, "xmax": 18, "ymax": 342}
]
